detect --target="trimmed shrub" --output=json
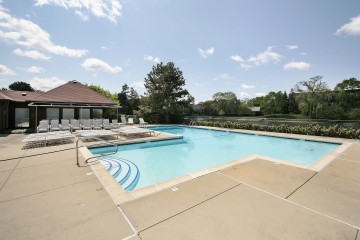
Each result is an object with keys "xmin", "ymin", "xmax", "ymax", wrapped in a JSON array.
[{"xmin": 195, "ymin": 121, "xmax": 360, "ymax": 139}]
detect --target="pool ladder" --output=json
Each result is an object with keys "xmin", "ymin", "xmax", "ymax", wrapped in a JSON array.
[
  {"xmin": 75, "ymin": 136, "xmax": 119, "ymax": 167},
  {"xmin": 189, "ymin": 120, "xmax": 197, "ymax": 127}
]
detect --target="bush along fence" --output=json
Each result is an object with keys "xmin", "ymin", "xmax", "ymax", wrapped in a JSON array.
[{"xmin": 195, "ymin": 121, "xmax": 360, "ymax": 139}]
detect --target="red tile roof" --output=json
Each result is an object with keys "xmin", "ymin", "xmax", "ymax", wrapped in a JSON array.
[
  {"xmin": 0, "ymin": 81, "xmax": 116, "ymax": 106},
  {"xmin": 0, "ymin": 90, "xmax": 42, "ymax": 102},
  {"xmin": 32, "ymin": 80, "xmax": 116, "ymax": 105}
]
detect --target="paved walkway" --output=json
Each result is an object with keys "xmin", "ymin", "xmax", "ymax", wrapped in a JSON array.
[{"xmin": 0, "ymin": 133, "xmax": 359, "ymax": 239}]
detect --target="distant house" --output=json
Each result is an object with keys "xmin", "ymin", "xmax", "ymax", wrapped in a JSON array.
[
  {"xmin": 192, "ymin": 103, "xmax": 203, "ymax": 114},
  {"xmin": 249, "ymin": 106, "xmax": 261, "ymax": 115},
  {"xmin": 0, "ymin": 80, "xmax": 118, "ymax": 133}
]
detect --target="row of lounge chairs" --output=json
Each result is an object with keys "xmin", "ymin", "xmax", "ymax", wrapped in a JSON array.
[
  {"xmin": 24, "ymin": 125, "xmax": 154, "ymax": 149},
  {"xmin": 37, "ymin": 118, "xmax": 142, "ymax": 133},
  {"xmin": 22, "ymin": 131, "xmax": 74, "ymax": 148}
]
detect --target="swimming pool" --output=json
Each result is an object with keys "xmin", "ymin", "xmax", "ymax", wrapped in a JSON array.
[{"xmin": 90, "ymin": 126, "xmax": 340, "ymax": 191}]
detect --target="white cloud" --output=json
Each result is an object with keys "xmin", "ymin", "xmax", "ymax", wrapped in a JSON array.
[
  {"xmin": 335, "ymin": 15, "xmax": 360, "ymax": 36},
  {"xmin": 248, "ymin": 47, "xmax": 282, "ymax": 66},
  {"xmin": 255, "ymin": 93, "xmax": 266, "ymax": 97},
  {"xmin": 101, "ymin": 46, "xmax": 109, "ymax": 50},
  {"xmin": 230, "ymin": 55, "xmax": 244, "ymax": 62},
  {"xmin": 13, "ymin": 48, "xmax": 51, "ymax": 60},
  {"xmin": 195, "ymin": 82, "xmax": 203, "ymax": 87},
  {"xmin": 197, "ymin": 47, "xmax": 214, "ymax": 59},
  {"xmin": 242, "ymin": 84, "xmax": 255, "ymax": 89},
  {"xmin": 29, "ymin": 76, "xmax": 66, "ymax": 91},
  {"xmin": 26, "ymin": 66, "xmax": 44, "ymax": 73},
  {"xmin": 230, "ymin": 47, "xmax": 283, "ymax": 70},
  {"xmin": 81, "ymin": 58, "xmax": 122, "ymax": 73},
  {"xmin": 286, "ymin": 45, "xmax": 298, "ymax": 50},
  {"xmin": 34, "ymin": 0, "xmax": 122, "ymax": 23},
  {"xmin": 75, "ymin": 10, "xmax": 89, "ymax": 22},
  {"xmin": 299, "ymin": 52, "xmax": 307, "ymax": 56},
  {"xmin": 0, "ymin": 7, "xmax": 87, "ymax": 58},
  {"xmin": 238, "ymin": 92, "xmax": 250, "ymax": 99},
  {"xmin": 144, "ymin": 55, "xmax": 160, "ymax": 63},
  {"xmin": 131, "ymin": 81, "xmax": 145, "ymax": 94},
  {"xmin": 0, "ymin": 64, "xmax": 16, "ymax": 76},
  {"xmin": 213, "ymin": 73, "xmax": 232, "ymax": 81},
  {"xmin": 283, "ymin": 61, "xmax": 310, "ymax": 71}
]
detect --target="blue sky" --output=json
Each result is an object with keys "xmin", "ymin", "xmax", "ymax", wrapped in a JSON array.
[{"xmin": 0, "ymin": 0, "xmax": 359, "ymax": 103}]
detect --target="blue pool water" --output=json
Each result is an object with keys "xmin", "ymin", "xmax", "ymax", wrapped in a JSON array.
[{"xmin": 90, "ymin": 126, "xmax": 340, "ymax": 191}]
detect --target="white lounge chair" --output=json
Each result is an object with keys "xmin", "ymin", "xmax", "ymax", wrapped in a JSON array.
[
  {"xmin": 93, "ymin": 119, "xmax": 102, "ymax": 130},
  {"xmin": 112, "ymin": 127, "xmax": 154, "ymax": 137},
  {"xmin": 70, "ymin": 119, "xmax": 81, "ymax": 132},
  {"xmin": 82, "ymin": 119, "xmax": 92, "ymax": 130},
  {"xmin": 139, "ymin": 118, "xmax": 148, "ymax": 126},
  {"xmin": 37, "ymin": 120, "xmax": 49, "ymax": 133},
  {"xmin": 50, "ymin": 119, "xmax": 60, "ymax": 131},
  {"xmin": 102, "ymin": 119, "xmax": 112, "ymax": 130},
  {"xmin": 111, "ymin": 119, "xmax": 120, "ymax": 128},
  {"xmin": 120, "ymin": 115, "xmax": 127, "ymax": 125},
  {"xmin": 60, "ymin": 119, "xmax": 71, "ymax": 131},
  {"xmin": 127, "ymin": 118, "xmax": 134, "ymax": 125}
]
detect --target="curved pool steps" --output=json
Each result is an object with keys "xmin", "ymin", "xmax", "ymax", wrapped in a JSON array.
[{"xmin": 97, "ymin": 156, "xmax": 139, "ymax": 191}]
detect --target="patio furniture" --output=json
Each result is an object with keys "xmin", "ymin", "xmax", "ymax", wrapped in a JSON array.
[
  {"xmin": 81, "ymin": 119, "xmax": 92, "ymax": 130},
  {"xmin": 93, "ymin": 119, "xmax": 102, "ymax": 130},
  {"xmin": 37, "ymin": 120, "xmax": 49, "ymax": 133},
  {"xmin": 139, "ymin": 118, "xmax": 148, "ymax": 126},
  {"xmin": 112, "ymin": 127, "xmax": 154, "ymax": 137},
  {"xmin": 50, "ymin": 119, "xmax": 60, "ymax": 131},
  {"xmin": 76, "ymin": 130, "xmax": 118, "ymax": 139},
  {"xmin": 120, "ymin": 115, "xmax": 127, "ymax": 125},
  {"xmin": 111, "ymin": 119, "xmax": 121, "ymax": 128},
  {"xmin": 22, "ymin": 132, "xmax": 74, "ymax": 148},
  {"xmin": 101, "ymin": 119, "xmax": 111, "ymax": 130},
  {"xmin": 70, "ymin": 119, "xmax": 81, "ymax": 132},
  {"xmin": 60, "ymin": 119, "xmax": 71, "ymax": 131},
  {"xmin": 127, "ymin": 118, "xmax": 134, "ymax": 125}
]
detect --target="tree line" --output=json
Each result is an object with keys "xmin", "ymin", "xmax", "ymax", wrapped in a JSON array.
[
  {"xmin": 196, "ymin": 76, "xmax": 360, "ymax": 120},
  {"xmin": 4, "ymin": 65, "xmax": 359, "ymax": 122}
]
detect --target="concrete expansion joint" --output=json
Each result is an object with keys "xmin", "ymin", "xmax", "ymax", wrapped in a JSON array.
[
  {"xmin": 0, "ymin": 178, "xmax": 96, "ymax": 204},
  {"xmin": 0, "ymin": 156, "xmax": 22, "ymax": 192},
  {"xmin": 285, "ymin": 172, "xmax": 318, "ymax": 199},
  {"xmin": 218, "ymin": 171, "xmax": 360, "ymax": 231},
  {"xmin": 137, "ymin": 183, "xmax": 241, "ymax": 234}
]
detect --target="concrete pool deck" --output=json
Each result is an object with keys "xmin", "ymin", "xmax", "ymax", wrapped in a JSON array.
[{"xmin": 0, "ymin": 129, "xmax": 359, "ymax": 239}]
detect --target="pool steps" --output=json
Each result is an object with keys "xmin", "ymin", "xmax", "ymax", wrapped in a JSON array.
[{"xmin": 97, "ymin": 156, "xmax": 140, "ymax": 191}]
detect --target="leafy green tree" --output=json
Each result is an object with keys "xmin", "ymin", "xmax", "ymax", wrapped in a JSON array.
[
  {"xmin": 201, "ymin": 100, "xmax": 217, "ymax": 115},
  {"xmin": 212, "ymin": 92, "xmax": 240, "ymax": 115},
  {"xmin": 288, "ymin": 90, "xmax": 299, "ymax": 114},
  {"xmin": 88, "ymin": 84, "xmax": 119, "ymax": 118},
  {"xmin": 281, "ymin": 91, "xmax": 290, "ymax": 114},
  {"xmin": 138, "ymin": 62, "xmax": 194, "ymax": 123},
  {"xmin": 9, "ymin": 81, "xmax": 34, "ymax": 91},
  {"xmin": 294, "ymin": 76, "xmax": 329, "ymax": 118},
  {"xmin": 88, "ymin": 85, "xmax": 119, "ymax": 104},
  {"xmin": 334, "ymin": 77, "xmax": 360, "ymax": 90},
  {"xmin": 117, "ymin": 84, "xmax": 140, "ymax": 115},
  {"xmin": 118, "ymin": 84, "xmax": 130, "ymax": 114},
  {"xmin": 262, "ymin": 92, "xmax": 277, "ymax": 115},
  {"xmin": 333, "ymin": 78, "xmax": 360, "ymax": 112},
  {"xmin": 128, "ymin": 87, "xmax": 141, "ymax": 113},
  {"xmin": 348, "ymin": 108, "xmax": 360, "ymax": 120}
]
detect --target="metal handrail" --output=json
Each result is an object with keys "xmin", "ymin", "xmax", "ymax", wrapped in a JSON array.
[
  {"xmin": 76, "ymin": 136, "xmax": 119, "ymax": 167},
  {"xmin": 189, "ymin": 121, "xmax": 197, "ymax": 127}
]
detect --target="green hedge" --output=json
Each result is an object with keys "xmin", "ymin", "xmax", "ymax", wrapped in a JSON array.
[{"xmin": 195, "ymin": 121, "xmax": 360, "ymax": 139}]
